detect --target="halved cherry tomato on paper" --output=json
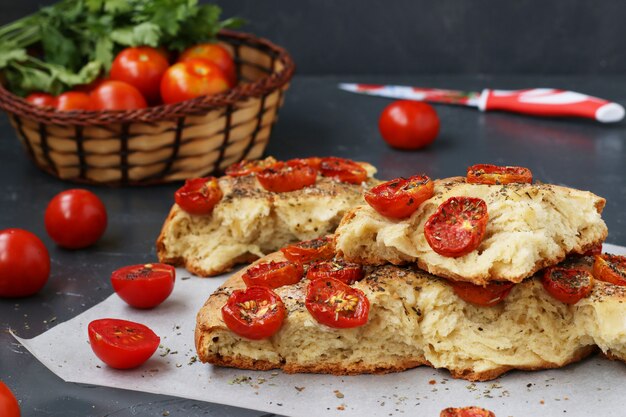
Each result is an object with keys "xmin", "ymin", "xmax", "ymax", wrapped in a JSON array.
[
  {"xmin": 0, "ymin": 381, "xmax": 20, "ymax": 417},
  {"xmin": 25, "ymin": 92, "xmax": 56, "ymax": 108},
  {"xmin": 424, "ymin": 196, "xmax": 488, "ymax": 257},
  {"xmin": 306, "ymin": 259, "xmax": 364, "ymax": 285},
  {"xmin": 305, "ymin": 278, "xmax": 370, "ymax": 328},
  {"xmin": 88, "ymin": 318, "xmax": 160, "ymax": 369},
  {"xmin": 449, "ymin": 280, "xmax": 514, "ymax": 307},
  {"xmin": 365, "ymin": 174, "xmax": 434, "ymax": 219},
  {"xmin": 280, "ymin": 236, "xmax": 335, "ymax": 264},
  {"xmin": 111, "ymin": 263, "xmax": 175, "ymax": 309},
  {"xmin": 319, "ymin": 157, "xmax": 367, "ymax": 184},
  {"xmin": 256, "ymin": 161, "xmax": 317, "ymax": 192},
  {"xmin": 110, "ymin": 46, "xmax": 170, "ymax": 104},
  {"xmin": 56, "ymin": 91, "xmax": 92, "ymax": 111},
  {"xmin": 179, "ymin": 43, "xmax": 237, "ymax": 87},
  {"xmin": 90, "ymin": 80, "xmax": 147, "ymax": 110},
  {"xmin": 466, "ymin": 164, "xmax": 532, "ymax": 185},
  {"xmin": 160, "ymin": 59, "xmax": 230, "ymax": 104},
  {"xmin": 225, "ymin": 158, "xmax": 277, "ymax": 177},
  {"xmin": 440, "ymin": 406, "xmax": 495, "ymax": 417},
  {"xmin": 542, "ymin": 267, "xmax": 594, "ymax": 304},
  {"xmin": 242, "ymin": 261, "xmax": 303, "ymax": 289},
  {"xmin": 222, "ymin": 286, "xmax": 286, "ymax": 340},
  {"xmin": 0, "ymin": 229, "xmax": 50, "ymax": 298},
  {"xmin": 174, "ymin": 177, "xmax": 223, "ymax": 215},
  {"xmin": 378, "ymin": 100, "xmax": 439, "ymax": 150},
  {"xmin": 593, "ymin": 254, "xmax": 626, "ymax": 286}
]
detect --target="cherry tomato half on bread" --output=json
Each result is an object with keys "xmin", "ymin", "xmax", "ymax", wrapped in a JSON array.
[
  {"xmin": 221, "ymin": 286, "xmax": 286, "ymax": 340},
  {"xmin": 45, "ymin": 189, "xmax": 107, "ymax": 249},
  {"xmin": 90, "ymin": 80, "xmax": 147, "ymax": 110},
  {"xmin": 440, "ymin": 406, "xmax": 495, "ymax": 417},
  {"xmin": 88, "ymin": 318, "xmax": 160, "ymax": 369},
  {"xmin": 280, "ymin": 236, "xmax": 336, "ymax": 264},
  {"xmin": 174, "ymin": 177, "xmax": 223, "ymax": 215},
  {"xmin": 241, "ymin": 261, "xmax": 303, "ymax": 289},
  {"xmin": 593, "ymin": 254, "xmax": 626, "ymax": 286},
  {"xmin": 110, "ymin": 47, "xmax": 170, "ymax": 104},
  {"xmin": 365, "ymin": 175, "xmax": 434, "ymax": 219},
  {"xmin": 56, "ymin": 91, "xmax": 92, "ymax": 111},
  {"xmin": 424, "ymin": 196, "xmax": 488, "ymax": 258},
  {"xmin": 256, "ymin": 161, "xmax": 317, "ymax": 192},
  {"xmin": 305, "ymin": 278, "xmax": 370, "ymax": 328},
  {"xmin": 319, "ymin": 157, "xmax": 367, "ymax": 184},
  {"xmin": 25, "ymin": 92, "xmax": 56, "ymax": 108},
  {"xmin": 449, "ymin": 280, "xmax": 514, "ymax": 307},
  {"xmin": 0, "ymin": 229, "xmax": 50, "ymax": 298},
  {"xmin": 111, "ymin": 263, "xmax": 175, "ymax": 309},
  {"xmin": 160, "ymin": 59, "xmax": 230, "ymax": 104},
  {"xmin": 378, "ymin": 100, "xmax": 439, "ymax": 150},
  {"xmin": 466, "ymin": 164, "xmax": 533, "ymax": 185},
  {"xmin": 289, "ymin": 157, "xmax": 323, "ymax": 170},
  {"xmin": 179, "ymin": 43, "xmax": 237, "ymax": 87},
  {"xmin": 225, "ymin": 158, "xmax": 277, "ymax": 177},
  {"xmin": 542, "ymin": 267, "xmax": 594, "ymax": 304},
  {"xmin": 0, "ymin": 381, "xmax": 20, "ymax": 417},
  {"xmin": 307, "ymin": 259, "xmax": 364, "ymax": 285}
]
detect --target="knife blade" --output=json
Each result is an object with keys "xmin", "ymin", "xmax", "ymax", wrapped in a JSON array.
[{"xmin": 339, "ymin": 83, "xmax": 625, "ymax": 123}]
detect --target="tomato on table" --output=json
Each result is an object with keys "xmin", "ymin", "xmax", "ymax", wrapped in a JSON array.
[
  {"xmin": 542, "ymin": 267, "xmax": 594, "ymax": 304},
  {"xmin": 222, "ymin": 286, "xmax": 286, "ymax": 340},
  {"xmin": 305, "ymin": 278, "xmax": 370, "ymax": 328},
  {"xmin": 365, "ymin": 174, "xmax": 434, "ymax": 219},
  {"xmin": 448, "ymin": 280, "xmax": 514, "ymax": 307},
  {"xmin": 88, "ymin": 318, "xmax": 160, "ymax": 369},
  {"xmin": 56, "ymin": 91, "xmax": 92, "ymax": 111},
  {"xmin": 174, "ymin": 177, "xmax": 223, "ymax": 215},
  {"xmin": 0, "ymin": 381, "xmax": 20, "ymax": 417},
  {"xmin": 593, "ymin": 254, "xmax": 626, "ymax": 286},
  {"xmin": 256, "ymin": 161, "xmax": 317, "ymax": 192},
  {"xmin": 45, "ymin": 189, "xmax": 107, "ymax": 249},
  {"xmin": 280, "ymin": 236, "xmax": 335, "ymax": 264},
  {"xmin": 319, "ymin": 157, "xmax": 367, "ymax": 184},
  {"xmin": 160, "ymin": 59, "xmax": 230, "ymax": 104},
  {"xmin": 110, "ymin": 46, "xmax": 170, "ymax": 103},
  {"xmin": 466, "ymin": 164, "xmax": 532, "ymax": 185},
  {"xmin": 378, "ymin": 100, "xmax": 439, "ymax": 150},
  {"xmin": 424, "ymin": 196, "xmax": 488, "ymax": 257},
  {"xmin": 306, "ymin": 258, "xmax": 364, "ymax": 285},
  {"xmin": 90, "ymin": 80, "xmax": 147, "ymax": 110},
  {"xmin": 0, "ymin": 229, "xmax": 50, "ymax": 298},
  {"xmin": 179, "ymin": 42, "xmax": 237, "ymax": 87},
  {"xmin": 111, "ymin": 263, "xmax": 175, "ymax": 309},
  {"xmin": 440, "ymin": 406, "xmax": 495, "ymax": 417},
  {"xmin": 25, "ymin": 92, "xmax": 56, "ymax": 108},
  {"xmin": 242, "ymin": 261, "xmax": 303, "ymax": 289},
  {"xmin": 225, "ymin": 158, "xmax": 277, "ymax": 177}
]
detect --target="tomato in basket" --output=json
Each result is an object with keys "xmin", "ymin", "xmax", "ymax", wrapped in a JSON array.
[
  {"xmin": 160, "ymin": 59, "xmax": 230, "ymax": 104},
  {"xmin": 179, "ymin": 43, "xmax": 237, "ymax": 87},
  {"xmin": 90, "ymin": 80, "xmax": 147, "ymax": 110},
  {"xmin": 111, "ymin": 46, "xmax": 170, "ymax": 104}
]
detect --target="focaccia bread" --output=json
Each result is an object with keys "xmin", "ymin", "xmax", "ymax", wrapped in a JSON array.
[
  {"xmin": 195, "ymin": 252, "xmax": 626, "ymax": 381},
  {"xmin": 157, "ymin": 158, "xmax": 377, "ymax": 277},
  {"xmin": 336, "ymin": 177, "xmax": 607, "ymax": 285}
]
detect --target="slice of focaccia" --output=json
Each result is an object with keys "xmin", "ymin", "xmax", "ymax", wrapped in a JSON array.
[
  {"xmin": 195, "ymin": 252, "xmax": 626, "ymax": 381},
  {"xmin": 157, "ymin": 158, "xmax": 377, "ymax": 277},
  {"xmin": 336, "ymin": 177, "xmax": 607, "ymax": 285}
]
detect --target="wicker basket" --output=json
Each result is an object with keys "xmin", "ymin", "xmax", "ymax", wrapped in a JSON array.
[{"xmin": 0, "ymin": 30, "xmax": 295, "ymax": 186}]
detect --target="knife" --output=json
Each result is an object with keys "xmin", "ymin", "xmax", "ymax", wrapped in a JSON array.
[{"xmin": 339, "ymin": 83, "xmax": 625, "ymax": 123}]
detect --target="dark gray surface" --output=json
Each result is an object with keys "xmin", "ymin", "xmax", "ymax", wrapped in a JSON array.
[{"xmin": 1, "ymin": 74, "xmax": 626, "ymax": 416}]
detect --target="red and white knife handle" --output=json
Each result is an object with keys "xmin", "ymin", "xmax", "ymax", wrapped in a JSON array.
[{"xmin": 478, "ymin": 88, "xmax": 624, "ymax": 123}]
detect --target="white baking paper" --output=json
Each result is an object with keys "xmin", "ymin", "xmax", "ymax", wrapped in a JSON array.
[{"xmin": 14, "ymin": 243, "xmax": 626, "ymax": 417}]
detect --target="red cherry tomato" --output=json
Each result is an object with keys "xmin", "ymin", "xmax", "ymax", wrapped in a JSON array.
[
  {"xmin": 305, "ymin": 278, "xmax": 370, "ymax": 328},
  {"xmin": 466, "ymin": 164, "xmax": 533, "ymax": 185},
  {"xmin": 306, "ymin": 258, "xmax": 364, "ymax": 285},
  {"xmin": 448, "ymin": 280, "xmax": 514, "ymax": 307},
  {"xmin": 542, "ymin": 267, "xmax": 594, "ymax": 304},
  {"xmin": 88, "ymin": 318, "xmax": 160, "ymax": 369},
  {"xmin": 593, "ymin": 254, "xmax": 626, "ymax": 286},
  {"xmin": 174, "ymin": 177, "xmax": 223, "ymax": 215},
  {"xmin": 44, "ymin": 189, "xmax": 107, "ymax": 249},
  {"xmin": 280, "ymin": 236, "xmax": 336, "ymax": 264},
  {"xmin": 160, "ymin": 59, "xmax": 230, "ymax": 104},
  {"xmin": 25, "ymin": 92, "xmax": 56, "ymax": 108},
  {"xmin": 379, "ymin": 100, "xmax": 439, "ymax": 150},
  {"xmin": 319, "ymin": 157, "xmax": 367, "ymax": 184},
  {"xmin": 225, "ymin": 158, "xmax": 277, "ymax": 177},
  {"xmin": 90, "ymin": 80, "xmax": 147, "ymax": 110},
  {"xmin": 56, "ymin": 91, "xmax": 92, "ymax": 111},
  {"xmin": 0, "ymin": 229, "xmax": 50, "ymax": 298},
  {"xmin": 289, "ymin": 157, "xmax": 322, "ymax": 170},
  {"xmin": 111, "ymin": 263, "xmax": 175, "ymax": 309},
  {"xmin": 110, "ymin": 47, "xmax": 170, "ymax": 104},
  {"xmin": 0, "ymin": 381, "xmax": 20, "ymax": 417},
  {"xmin": 364, "ymin": 174, "xmax": 434, "ymax": 219},
  {"xmin": 242, "ymin": 261, "xmax": 304, "ymax": 289},
  {"xmin": 222, "ymin": 286, "xmax": 286, "ymax": 340},
  {"xmin": 179, "ymin": 43, "xmax": 237, "ymax": 87},
  {"xmin": 256, "ymin": 161, "xmax": 317, "ymax": 192},
  {"xmin": 440, "ymin": 406, "xmax": 496, "ymax": 417}
]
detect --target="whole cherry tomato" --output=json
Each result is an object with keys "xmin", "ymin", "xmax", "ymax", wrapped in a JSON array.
[
  {"xmin": 174, "ymin": 177, "xmax": 223, "ymax": 215},
  {"xmin": 110, "ymin": 47, "xmax": 170, "ymax": 103},
  {"xmin": 256, "ymin": 161, "xmax": 317, "ymax": 192},
  {"xmin": 305, "ymin": 278, "xmax": 370, "ymax": 328},
  {"xmin": 44, "ymin": 189, "xmax": 107, "ymax": 249},
  {"xmin": 364, "ymin": 174, "xmax": 434, "ymax": 219},
  {"xmin": 466, "ymin": 164, "xmax": 533, "ymax": 185},
  {"xmin": 25, "ymin": 92, "xmax": 56, "ymax": 108},
  {"xmin": 242, "ymin": 261, "xmax": 304, "ymax": 289},
  {"xmin": 111, "ymin": 263, "xmax": 175, "ymax": 309},
  {"xmin": 90, "ymin": 80, "xmax": 147, "ymax": 110},
  {"xmin": 56, "ymin": 91, "xmax": 92, "ymax": 111},
  {"xmin": 542, "ymin": 267, "xmax": 594, "ymax": 304},
  {"xmin": 179, "ymin": 43, "xmax": 237, "ymax": 87},
  {"xmin": 0, "ymin": 381, "xmax": 20, "ymax": 417},
  {"xmin": 280, "ymin": 236, "xmax": 336, "ymax": 264},
  {"xmin": 160, "ymin": 59, "xmax": 230, "ymax": 104},
  {"xmin": 448, "ymin": 280, "xmax": 514, "ymax": 307},
  {"xmin": 222, "ymin": 286, "xmax": 286, "ymax": 340},
  {"xmin": 88, "ymin": 319, "xmax": 160, "ymax": 369},
  {"xmin": 0, "ymin": 229, "xmax": 50, "ymax": 298},
  {"xmin": 378, "ymin": 100, "xmax": 440, "ymax": 150}
]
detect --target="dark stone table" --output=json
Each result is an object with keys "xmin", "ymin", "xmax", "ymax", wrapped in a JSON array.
[{"xmin": 1, "ymin": 75, "xmax": 625, "ymax": 416}]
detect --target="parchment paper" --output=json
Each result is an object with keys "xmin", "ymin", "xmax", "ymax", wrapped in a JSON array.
[{"xmin": 14, "ymin": 244, "xmax": 626, "ymax": 417}]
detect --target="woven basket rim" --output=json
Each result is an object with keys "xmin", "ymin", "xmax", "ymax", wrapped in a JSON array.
[{"xmin": 0, "ymin": 30, "xmax": 295, "ymax": 126}]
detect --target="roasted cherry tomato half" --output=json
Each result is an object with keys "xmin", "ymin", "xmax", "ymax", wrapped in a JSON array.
[
  {"xmin": 305, "ymin": 278, "xmax": 370, "ymax": 328},
  {"xmin": 111, "ymin": 263, "xmax": 175, "ymax": 309},
  {"xmin": 379, "ymin": 100, "xmax": 439, "ymax": 150},
  {"xmin": 581, "ymin": 242, "xmax": 603, "ymax": 256},
  {"xmin": 365, "ymin": 174, "xmax": 434, "ymax": 219},
  {"xmin": 288, "ymin": 157, "xmax": 323, "ymax": 170},
  {"xmin": 160, "ymin": 59, "xmax": 230, "ymax": 104},
  {"xmin": 449, "ymin": 280, "xmax": 514, "ymax": 307},
  {"xmin": 56, "ymin": 91, "xmax": 92, "ymax": 111},
  {"xmin": 306, "ymin": 258, "xmax": 364, "ymax": 285},
  {"xmin": 0, "ymin": 229, "xmax": 50, "ymax": 298},
  {"xmin": 25, "ymin": 92, "xmax": 56, "ymax": 108},
  {"xmin": 88, "ymin": 318, "xmax": 160, "ymax": 369},
  {"xmin": 242, "ymin": 260, "xmax": 304, "ymax": 289},
  {"xmin": 319, "ymin": 157, "xmax": 367, "ymax": 184},
  {"xmin": 256, "ymin": 161, "xmax": 317, "ymax": 193},
  {"xmin": 542, "ymin": 267, "xmax": 594, "ymax": 304},
  {"xmin": 466, "ymin": 164, "xmax": 532, "ymax": 185},
  {"xmin": 440, "ymin": 406, "xmax": 495, "ymax": 417},
  {"xmin": 225, "ymin": 158, "xmax": 277, "ymax": 177},
  {"xmin": 0, "ymin": 381, "xmax": 20, "ymax": 417},
  {"xmin": 90, "ymin": 80, "xmax": 147, "ymax": 110},
  {"xmin": 221, "ymin": 286, "xmax": 286, "ymax": 340},
  {"xmin": 593, "ymin": 254, "xmax": 626, "ymax": 286},
  {"xmin": 280, "ymin": 236, "xmax": 336, "ymax": 264},
  {"xmin": 424, "ymin": 196, "xmax": 488, "ymax": 257},
  {"xmin": 174, "ymin": 177, "xmax": 223, "ymax": 216},
  {"xmin": 45, "ymin": 189, "xmax": 108, "ymax": 249},
  {"xmin": 110, "ymin": 46, "xmax": 170, "ymax": 104},
  {"xmin": 179, "ymin": 42, "xmax": 237, "ymax": 87}
]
